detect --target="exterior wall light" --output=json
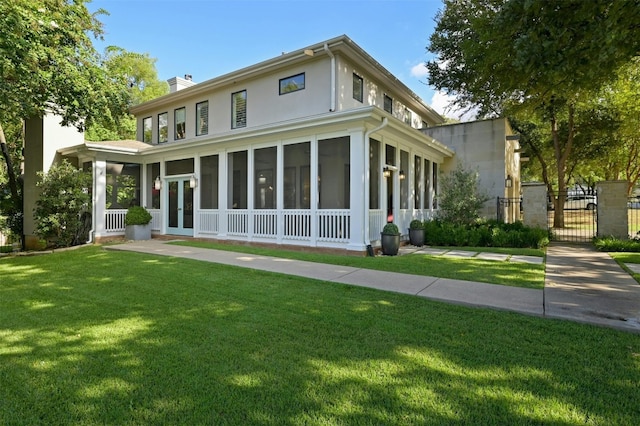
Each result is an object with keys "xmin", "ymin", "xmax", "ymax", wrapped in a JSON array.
[
  {"xmin": 399, "ymin": 170, "xmax": 406, "ymax": 180},
  {"xmin": 154, "ymin": 176, "xmax": 162, "ymax": 190},
  {"xmin": 505, "ymin": 175, "xmax": 513, "ymax": 188},
  {"xmin": 383, "ymin": 167, "xmax": 391, "ymax": 178},
  {"xmin": 189, "ymin": 175, "xmax": 198, "ymax": 189}
]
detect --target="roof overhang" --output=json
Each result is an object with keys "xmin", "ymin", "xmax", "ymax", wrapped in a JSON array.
[{"xmin": 130, "ymin": 35, "xmax": 444, "ymax": 124}]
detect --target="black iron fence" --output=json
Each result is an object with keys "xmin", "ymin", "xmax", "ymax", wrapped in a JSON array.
[
  {"xmin": 547, "ymin": 191, "xmax": 597, "ymax": 242},
  {"xmin": 630, "ymin": 196, "xmax": 640, "ymax": 239}
]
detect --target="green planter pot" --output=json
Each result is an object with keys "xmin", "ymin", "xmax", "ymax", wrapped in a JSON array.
[
  {"xmin": 409, "ymin": 228, "xmax": 425, "ymax": 247},
  {"xmin": 380, "ymin": 233, "xmax": 401, "ymax": 256}
]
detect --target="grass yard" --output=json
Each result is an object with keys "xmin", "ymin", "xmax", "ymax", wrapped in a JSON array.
[
  {"xmin": 1, "ymin": 247, "xmax": 639, "ymax": 425},
  {"xmin": 610, "ymin": 252, "xmax": 640, "ymax": 283},
  {"xmin": 170, "ymin": 241, "xmax": 546, "ymax": 289}
]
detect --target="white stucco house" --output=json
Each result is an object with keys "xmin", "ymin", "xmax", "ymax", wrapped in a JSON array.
[{"xmin": 22, "ymin": 35, "xmax": 520, "ymax": 252}]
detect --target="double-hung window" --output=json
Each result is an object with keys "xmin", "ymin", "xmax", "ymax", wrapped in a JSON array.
[
  {"xmin": 158, "ymin": 112, "xmax": 168, "ymax": 143},
  {"xmin": 353, "ymin": 73, "xmax": 363, "ymax": 102},
  {"xmin": 196, "ymin": 101, "xmax": 209, "ymax": 136},
  {"xmin": 383, "ymin": 94, "xmax": 393, "ymax": 114},
  {"xmin": 232, "ymin": 90, "xmax": 247, "ymax": 129},
  {"xmin": 175, "ymin": 107, "xmax": 186, "ymax": 140},
  {"xmin": 143, "ymin": 117, "xmax": 152, "ymax": 143}
]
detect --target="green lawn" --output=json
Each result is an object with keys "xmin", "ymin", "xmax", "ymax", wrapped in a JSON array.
[
  {"xmin": 610, "ymin": 252, "xmax": 640, "ymax": 283},
  {"xmin": 1, "ymin": 247, "xmax": 639, "ymax": 425},
  {"xmin": 170, "ymin": 241, "xmax": 546, "ymax": 289}
]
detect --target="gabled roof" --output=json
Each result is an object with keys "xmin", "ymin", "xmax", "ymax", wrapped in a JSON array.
[{"xmin": 130, "ymin": 35, "xmax": 442, "ymax": 123}]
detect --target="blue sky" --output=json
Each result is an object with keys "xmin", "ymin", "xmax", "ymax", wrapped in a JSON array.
[{"xmin": 89, "ymin": 0, "xmax": 462, "ymax": 118}]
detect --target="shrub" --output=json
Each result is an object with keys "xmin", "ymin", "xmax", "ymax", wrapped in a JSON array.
[
  {"xmin": 437, "ymin": 165, "xmax": 491, "ymax": 226},
  {"xmin": 34, "ymin": 161, "xmax": 92, "ymax": 248},
  {"xmin": 409, "ymin": 219, "xmax": 423, "ymax": 230},
  {"xmin": 594, "ymin": 236, "xmax": 640, "ymax": 252},
  {"xmin": 125, "ymin": 206, "xmax": 152, "ymax": 226},
  {"xmin": 382, "ymin": 223, "xmax": 400, "ymax": 235},
  {"xmin": 423, "ymin": 219, "xmax": 550, "ymax": 249}
]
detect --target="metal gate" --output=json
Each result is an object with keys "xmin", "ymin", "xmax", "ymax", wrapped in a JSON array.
[{"xmin": 548, "ymin": 191, "xmax": 597, "ymax": 242}]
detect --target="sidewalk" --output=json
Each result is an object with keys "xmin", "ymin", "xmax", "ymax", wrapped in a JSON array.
[{"xmin": 106, "ymin": 240, "xmax": 640, "ymax": 333}]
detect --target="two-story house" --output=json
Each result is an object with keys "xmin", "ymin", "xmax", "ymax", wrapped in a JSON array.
[{"xmin": 40, "ymin": 35, "xmax": 459, "ymax": 253}]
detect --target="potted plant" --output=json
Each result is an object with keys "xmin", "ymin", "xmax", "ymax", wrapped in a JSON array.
[
  {"xmin": 380, "ymin": 222, "xmax": 401, "ymax": 256},
  {"xmin": 408, "ymin": 219, "xmax": 425, "ymax": 247},
  {"xmin": 124, "ymin": 206, "xmax": 153, "ymax": 240}
]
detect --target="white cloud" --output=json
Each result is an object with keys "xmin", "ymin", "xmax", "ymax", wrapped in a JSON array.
[
  {"xmin": 410, "ymin": 63, "xmax": 429, "ymax": 78},
  {"xmin": 430, "ymin": 91, "xmax": 478, "ymax": 122}
]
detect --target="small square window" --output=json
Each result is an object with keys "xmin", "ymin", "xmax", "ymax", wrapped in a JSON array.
[
  {"xmin": 142, "ymin": 117, "xmax": 152, "ymax": 143},
  {"xmin": 196, "ymin": 101, "xmax": 208, "ymax": 136},
  {"xmin": 279, "ymin": 73, "xmax": 305, "ymax": 95},
  {"xmin": 175, "ymin": 107, "xmax": 186, "ymax": 140},
  {"xmin": 384, "ymin": 94, "xmax": 393, "ymax": 114},
  {"xmin": 158, "ymin": 112, "xmax": 168, "ymax": 143},
  {"xmin": 353, "ymin": 74, "xmax": 363, "ymax": 102}
]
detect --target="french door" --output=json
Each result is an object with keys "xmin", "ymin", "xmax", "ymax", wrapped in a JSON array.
[{"xmin": 167, "ymin": 178, "xmax": 193, "ymax": 236}]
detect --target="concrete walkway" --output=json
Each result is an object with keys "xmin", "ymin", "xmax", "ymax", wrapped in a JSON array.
[{"xmin": 105, "ymin": 240, "xmax": 640, "ymax": 333}]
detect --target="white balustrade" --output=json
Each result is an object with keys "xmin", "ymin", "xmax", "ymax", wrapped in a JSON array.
[
  {"xmin": 227, "ymin": 210, "xmax": 248, "ymax": 236},
  {"xmin": 149, "ymin": 209, "xmax": 161, "ymax": 231},
  {"xmin": 199, "ymin": 210, "xmax": 220, "ymax": 234},
  {"xmin": 105, "ymin": 209, "xmax": 127, "ymax": 232},
  {"xmin": 317, "ymin": 210, "xmax": 350, "ymax": 242},
  {"xmin": 368, "ymin": 209, "xmax": 385, "ymax": 242},
  {"xmin": 283, "ymin": 210, "xmax": 312, "ymax": 240},
  {"xmin": 253, "ymin": 210, "xmax": 278, "ymax": 238}
]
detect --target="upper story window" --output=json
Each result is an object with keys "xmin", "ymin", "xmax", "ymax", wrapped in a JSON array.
[
  {"xmin": 196, "ymin": 101, "xmax": 209, "ymax": 136},
  {"xmin": 143, "ymin": 117, "xmax": 152, "ymax": 143},
  {"xmin": 353, "ymin": 73, "xmax": 363, "ymax": 103},
  {"xmin": 404, "ymin": 107, "xmax": 412, "ymax": 125},
  {"xmin": 384, "ymin": 94, "xmax": 393, "ymax": 114},
  {"xmin": 279, "ymin": 73, "xmax": 305, "ymax": 95},
  {"xmin": 158, "ymin": 112, "xmax": 168, "ymax": 143},
  {"xmin": 175, "ymin": 107, "xmax": 186, "ymax": 140},
  {"xmin": 421, "ymin": 120, "xmax": 429, "ymax": 129},
  {"xmin": 232, "ymin": 90, "xmax": 247, "ymax": 129}
]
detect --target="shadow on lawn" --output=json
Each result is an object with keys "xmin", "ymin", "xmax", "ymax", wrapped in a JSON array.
[{"xmin": 1, "ymin": 247, "xmax": 639, "ymax": 424}]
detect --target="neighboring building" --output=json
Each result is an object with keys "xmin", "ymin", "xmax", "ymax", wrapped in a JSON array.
[
  {"xmin": 24, "ymin": 35, "xmax": 518, "ymax": 253},
  {"xmin": 422, "ymin": 118, "xmax": 521, "ymax": 222}
]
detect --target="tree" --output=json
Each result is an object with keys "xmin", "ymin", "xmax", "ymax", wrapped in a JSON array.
[
  {"xmin": 85, "ymin": 47, "xmax": 169, "ymax": 141},
  {"xmin": 34, "ymin": 160, "xmax": 92, "ymax": 248},
  {"xmin": 437, "ymin": 165, "xmax": 490, "ymax": 226},
  {"xmin": 0, "ymin": 0, "xmax": 130, "ymax": 228},
  {"xmin": 427, "ymin": 0, "xmax": 640, "ymax": 226}
]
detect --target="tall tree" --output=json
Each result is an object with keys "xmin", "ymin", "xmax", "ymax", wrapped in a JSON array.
[
  {"xmin": 86, "ymin": 47, "xmax": 169, "ymax": 141},
  {"xmin": 0, "ymin": 0, "xmax": 129, "ymax": 223},
  {"xmin": 427, "ymin": 0, "xmax": 640, "ymax": 226}
]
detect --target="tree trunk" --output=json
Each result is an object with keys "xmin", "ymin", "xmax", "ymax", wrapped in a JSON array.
[{"xmin": 0, "ymin": 123, "xmax": 20, "ymax": 204}]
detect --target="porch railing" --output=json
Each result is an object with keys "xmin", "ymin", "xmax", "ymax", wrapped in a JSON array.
[
  {"xmin": 227, "ymin": 210, "xmax": 248, "ymax": 236},
  {"xmin": 317, "ymin": 210, "xmax": 350, "ymax": 242},
  {"xmin": 199, "ymin": 210, "xmax": 220, "ymax": 234},
  {"xmin": 369, "ymin": 209, "xmax": 385, "ymax": 242},
  {"xmin": 254, "ymin": 210, "xmax": 278, "ymax": 239},
  {"xmin": 283, "ymin": 210, "xmax": 311, "ymax": 241},
  {"xmin": 105, "ymin": 209, "xmax": 127, "ymax": 233}
]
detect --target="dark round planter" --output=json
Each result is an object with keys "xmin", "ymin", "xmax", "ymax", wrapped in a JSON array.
[
  {"xmin": 408, "ymin": 228, "xmax": 425, "ymax": 247},
  {"xmin": 380, "ymin": 233, "xmax": 401, "ymax": 256}
]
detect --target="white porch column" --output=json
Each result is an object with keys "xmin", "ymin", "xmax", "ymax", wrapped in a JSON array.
[
  {"xmin": 310, "ymin": 136, "xmax": 318, "ymax": 245},
  {"xmin": 349, "ymin": 129, "xmax": 366, "ymax": 250},
  {"xmin": 193, "ymin": 154, "xmax": 200, "ymax": 236},
  {"xmin": 427, "ymin": 160, "xmax": 434, "ymax": 211},
  {"xmin": 94, "ymin": 160, "xmax": 107, "ymax": 237},
  {"xmin": 276, "ymin": 143, "xmax": 284, "ymax": 244},
  {"xmin": 218, "ymin": 152, "xmax": 228, "ymax": 238},
  {"xmin": 247, "ymin": 148, "xmax": 254, "ymax": 240}
]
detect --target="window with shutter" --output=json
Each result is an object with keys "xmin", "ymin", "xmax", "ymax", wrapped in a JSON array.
[
  {"xmin": 232, "ymin": 90, "xmax": 247, "ymax": 129},
  {"xmin": 196, "ymin": 101, "xmax": 209, "ymax": 136}
]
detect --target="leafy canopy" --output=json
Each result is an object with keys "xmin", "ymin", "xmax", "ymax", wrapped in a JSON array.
[
  {"xmin": 0, "ymin": 0, "xmax": 129, "ymax": 129},
  {"xmin": 427, "ymin": 0, "xmax": 640, "ymax": 116}
]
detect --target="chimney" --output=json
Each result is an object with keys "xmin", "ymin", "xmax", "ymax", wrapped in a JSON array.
[{"xmin": 168, "ymin": 75, "xmax": 195, "ymax": 93}]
